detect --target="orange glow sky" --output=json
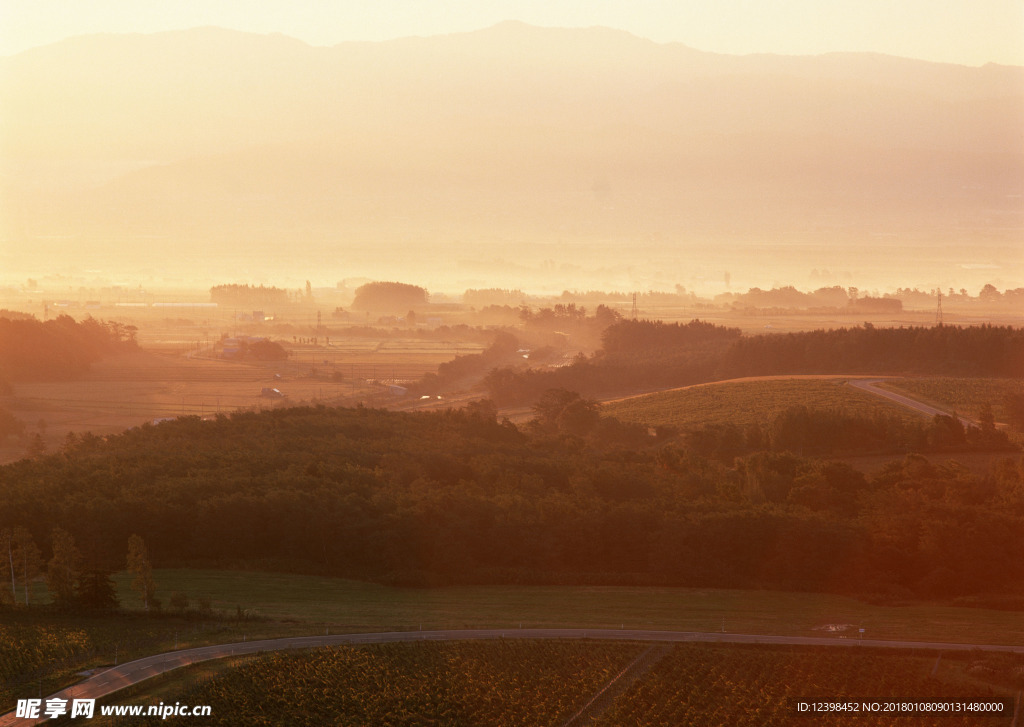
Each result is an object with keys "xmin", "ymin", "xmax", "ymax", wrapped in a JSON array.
[{"xmin": 2, "ymin": 0, "xmax": 1022, "ymax": 66}]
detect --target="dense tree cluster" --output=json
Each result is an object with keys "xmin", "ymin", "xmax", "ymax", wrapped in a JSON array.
[
  {"xmin": 1, "ymin": 405, "xmax": 1020, "ymax": 599},
  {"xmin": 245, "ymin": 339, "xmax": 289, "ymax": 361},
  {"xmin": 0, "ymin": 315, "xmax": 137, "ymax": 381},
  {"xmin": 351, "ymin": 282, "xmax": 428, "ymax": 312}
]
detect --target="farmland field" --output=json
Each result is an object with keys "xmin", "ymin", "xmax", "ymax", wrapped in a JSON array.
[
  {"xmin": 0, "ymin": 334, "xmax": 482, "ymax": 464},
  {"xmin": 102, "ymin": 641, "xmax": 1019, "ymax": 727},
  {"xmin": 595, "ymin": 643, "xmax": 1017, "ymax": 726},
  {"xmin": 600, "ymin": 377, "xmax": 923, "ymax": 431},
  {"xmin": 132, "ymin": 640, "xmax": 645, "ymax": 726}
]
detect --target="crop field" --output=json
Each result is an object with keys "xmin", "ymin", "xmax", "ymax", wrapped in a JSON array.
[
  {"xmin": 595, "ymin": 643, "xmax": 1018, "ymax": 726},
  {"xmin": 880, "ymin": 377, "xmax": 1024, "ymax": 425},
  {"xmin": 600, "ymin": 377, "xmax": 922, "ymax": 431},
  {"xmin": 131, "ymin": 640, "xmax": 645, "ymax": 726},
  {"xmin": 105, "ymin": 641, "xmax": 1020, "ymax": 727},
  {"xmin": 286, "ymin": 338, "xmax": 483, "ymax": 382}
]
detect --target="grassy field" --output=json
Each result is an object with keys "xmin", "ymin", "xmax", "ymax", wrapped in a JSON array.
[
  {"xmin": 102, "ymin": 569, "xmax": 1024, "ymax": 648},
  {"xmin": 600, "ymin": 377, "xmax": 922, "ymax": 431}
]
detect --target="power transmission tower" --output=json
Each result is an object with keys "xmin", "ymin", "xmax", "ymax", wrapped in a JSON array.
[
  {"xmin": 935, "ymin": 289, "xmax": 943, "ymax": 326},
  {"xmin": 631, "ymin": 292, "xmax": 638, "ymax": 320}
]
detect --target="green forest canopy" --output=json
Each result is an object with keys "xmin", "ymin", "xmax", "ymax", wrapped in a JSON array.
[{"xmin": 1, "ymin": 404, "xmax": 1021, "ymax": 600}]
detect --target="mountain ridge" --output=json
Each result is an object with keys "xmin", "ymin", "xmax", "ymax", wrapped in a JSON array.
[{"xmin": 1, "ymin": 23, "xmax": 1021, "ymax": 291}]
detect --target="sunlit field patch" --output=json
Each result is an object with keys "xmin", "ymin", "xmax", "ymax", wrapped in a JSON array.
[{"xmin": 601, "ymin": 378, "xmax": 921, "ymax": 431}]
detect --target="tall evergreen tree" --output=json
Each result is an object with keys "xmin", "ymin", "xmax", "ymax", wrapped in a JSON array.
[
  {"xmin": 127, "ymin": 534, "xmax": 156, "ymax": 612},
  {"xmin": 46, "ymin": 528, "xmax": 81, "ymax": 609},
  {"xmin": 78, "ymin": 569, "xmax": 118, "ymax": 611}
]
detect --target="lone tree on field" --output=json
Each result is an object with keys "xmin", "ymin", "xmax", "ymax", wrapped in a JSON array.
[{"xmin": 127, "ymin": 534, "xmax": 156, "ymax": 612}]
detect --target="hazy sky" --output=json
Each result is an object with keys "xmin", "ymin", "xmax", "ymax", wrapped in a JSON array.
[{"xmin": 2, "ymin": 0, "xmax": 1022, "ymax": 66}]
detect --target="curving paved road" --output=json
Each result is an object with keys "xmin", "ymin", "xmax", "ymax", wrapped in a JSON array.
[
  {"xmin": 848, "ymin": 378, "xmax": 977, "ymax": 427},
  {"xmin": 4, "ymin": 628, "xmax": 1024, "ymax": 725}
]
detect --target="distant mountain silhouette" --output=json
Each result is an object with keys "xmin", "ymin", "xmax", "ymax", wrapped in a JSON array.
[{"xmin": 2, "ymin": 24, "xmax": 1021, "ymax": 288}]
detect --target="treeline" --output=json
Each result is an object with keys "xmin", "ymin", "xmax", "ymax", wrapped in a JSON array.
[
  {"xmin": 679, "ymin": 406, "xmax": 1015, "ymax": 463},
  {"xmin": 601, "ymin": 319, "xmax": 741, "ymax": 354},
  {"xmin": 485, "ymin": 321, "xmax": 1024, "ymax": 405},
  {"xmin": 719, "ymin": 324, "xmax": 1024, "ymax": 378},
  {"xmin": 1, "ymin": 524, "xmax": 169, "ymax": 613},
  {"xmin": 209, "ymin": 284, "xmax": 291, "ymax": 307},
  {"xmin": 1, "ymin": 405, "xmax": 1021, "ymax": 599},
  {"xmin": 485, "ymin": 319, "xmax": 739, "ymax": 404},
  {"xmin": 0, "ymin": 314, "xmax": 137, "ymax": 382}
]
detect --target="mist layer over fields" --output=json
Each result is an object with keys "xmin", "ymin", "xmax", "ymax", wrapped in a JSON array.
[{"xmin": 2, "ymin": 22, "xmax": 1021, "ymax": 294}]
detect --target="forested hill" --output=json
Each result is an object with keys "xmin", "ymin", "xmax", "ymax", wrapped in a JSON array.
[
  {"xmin": 485, "ymin": 322, "xmax": 1024, "ymax": 404},
  {"xmin": 0, "ymin": 315, "xmax": 137, "ymax": 382},
  {"xmin": 719, "ymin": 324, "xmax": 1024, "ymax": 378},
  {"xmin": 2, "ymin": 405, "xmax": 1022, "ymax": 599}
]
